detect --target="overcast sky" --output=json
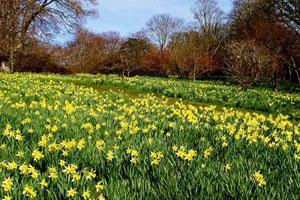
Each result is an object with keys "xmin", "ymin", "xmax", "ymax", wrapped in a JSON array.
[{"xmin": 55, "ymin": 0, "xmax": 233, "ymax": 43}]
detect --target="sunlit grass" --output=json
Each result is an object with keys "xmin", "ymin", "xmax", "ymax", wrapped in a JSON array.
[{"xmin": 0, "ymin": 73, "xmax": 299, "ymax": 199}]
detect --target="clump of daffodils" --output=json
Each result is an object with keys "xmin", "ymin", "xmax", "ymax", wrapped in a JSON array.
[
  {"xmin": 151, "ymin": 151, "xmax": 164, "ymax": 165},
  {"xmin": 253, "ymin": 171, "xmax": 267, "ymax": 187},
  {"xmin": 173, "ymin": 146, "xmax": 197, "ymax": 161},
  {"xmin": 2, "ymin": 177, "xmax": 13, "ymax": 192},
  {"xmin": 32, "ymin": 149, "xmax": 44, "ymax": 161},
  {"xmin": 203, "ymin": 147, "xmax": 213, "ymax": 158},
  {"xmin": 127, "ymin": 148, "xmax": 139, "ymax": 164},
  {"xmin": 23, "ymin": 185, "xmax": 37, "ymax": 199}
]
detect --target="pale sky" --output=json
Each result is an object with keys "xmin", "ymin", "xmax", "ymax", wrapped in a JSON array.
[{"xmin": 55, "ymin": 0, "xmax": 233, "ymax": 43}]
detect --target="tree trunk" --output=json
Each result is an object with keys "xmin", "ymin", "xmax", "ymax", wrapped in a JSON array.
[
  {"xmin": 1, "ymin": 61, "xmax": 5, "ymax": 71},
  {"xmin": 272, "ymin": 72, "xmax": 278, "ymax": 92},
  {"xmin": 122, "ymin": 68, "xmax": 125, "ymax": 79},
  {"xmin": 9, "ymin": 51, "xmax": 14, "ymax": 73},
  {"xmin": 193, "ymin": 64, "xmax": 196, "ymax": 81},
  {"xmin": 288, "ymin": 64, "xmax": 293, "ymax": 91},
  {"xmin": 295, "ymin": 69, "xmax": 300, "ymax": 85},
  {"xmin": 241, "ymin": 82, "xmax": 248, "ymax": 91},
  {"xmin": 291, "ymin": 58, "xmax": 300, "ymax": 85}
]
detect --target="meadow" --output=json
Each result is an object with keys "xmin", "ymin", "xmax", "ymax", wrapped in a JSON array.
[
  {"xmin": 45, "ymin": 74, "xmax": 300, "ymax": 120},
  {"xmin": 0, "ymin": 73, "xmax": 300, "ymax": 199}
]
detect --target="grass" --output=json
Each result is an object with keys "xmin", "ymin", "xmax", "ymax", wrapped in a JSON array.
[
  {"xmin": 0, "ymin": 73, "xmax": 299, "ymax": 199},
  {"xmin": 40, "ymin": 74, "xmax": 300, "ymax": 120}
]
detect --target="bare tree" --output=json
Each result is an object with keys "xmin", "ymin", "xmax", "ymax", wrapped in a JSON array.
[
  {"xmin": 119, "ymin": 37, "xmax": 152, "ymax": 77},
  {"xmin": 271, "ymin": 0, "xmax": 300, "ymax": 34},
  {"xmin": 0, "ymin": 0, "xmax": 97, "ymax": 72},
  {"xmin": 170, "ymin": 30, "xmax": 217, "ymax": 80},
  {"xmin": 146, "ymin": 14, "xmax": 184, "ymax": 52},
  {"xmin": 0, "ymin": 0, "xmax": 19, "ymax": 70},
  {"xmin": 191, "ymin": 0, "xmax": 225, "ymax": 59},
  {"xmin": 100, "ymin": 31, "xmax": 123, "ymax": 71},
  {"xmin": 229, "ymin": 0, "xmax": 300, "ymax": 89},
  {"xmin": 192, "ymin": 0, "xmax": 225, "ymax": 36},
  {"xmin": 232, "ymin": 0, "xmax": 300, "ymax": 34},
  {"xmin": 63, "ymin": 28, "xmax": 94, "ymax": 73},
  {"xmin": 72, "ymin": 28, "xmax": 91, "ymax": 72},
  {"xmin": 225, "ymin": 40, "xmax": 273, "ymax": 90},
  {"xmin": 101, "ymin": 32, "xmax": 123, "ymax": 55}
]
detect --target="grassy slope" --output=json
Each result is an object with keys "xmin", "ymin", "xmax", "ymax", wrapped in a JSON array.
[
  {"xmin": 0, "ymin": 73, "xmax": 300, "ymax": 199},
  {"xmin": 40, "ymin": 74, "xmax": 300, "ymax": 120}
]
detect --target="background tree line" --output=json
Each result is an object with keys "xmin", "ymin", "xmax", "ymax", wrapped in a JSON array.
[{"xmin": 0, "ymin": 0, "xmax": 299, "ymax": 90}]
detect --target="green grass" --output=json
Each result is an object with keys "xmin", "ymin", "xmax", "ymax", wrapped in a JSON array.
[
  {"xmin": 0, "ymin": 73, "xmax": 299, "ymax": 199},
  {"xmin": 39, "ymin": 74, "xmax": 300, "ymax": 120}
]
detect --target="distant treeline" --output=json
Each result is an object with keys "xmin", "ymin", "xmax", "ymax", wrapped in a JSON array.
[{"xmin": 0, "ymin": 0, "xmax": 299, "ymax": 91}]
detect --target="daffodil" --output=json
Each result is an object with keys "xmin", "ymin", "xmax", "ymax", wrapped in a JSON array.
[
  {"xmin": 32, "ymin": 149, "xmax": 44, "ymax": 161},
  {"xmin": 2, "ymin": 195, "xmax": 12, "ymax": 200},
  {"xmin": 67, "ymin": 188, "xmax": 77, "ymax": 197},
  {"xmin": 253, "ymin": 171, "xmax": 267, "ymax": 187},
  {"xmin": 82, "ymin": 190, "xmax": 91, "ymax": 199},
  {"xmin": 48, "ymin": 167, "xmax": 58, "ymax": 180},
  {"xmin": 16, "ymin": 151, "xmax": 25, "ymax": 158},
  {"xmin": 63, "ymin": 164, "xmax": 78, "ymax": 175},
  {"xmin": 23, "ymin": 185, "xmax": 37, "ymax": 199},
  {"xmin": 203, "ymin": 147, "xmax": 213, "ymax": 158},
  {"xmin": 95, "ymin": 182, "xmax": 104, "ymax": 192},
  {"xmin": 6, "ymin": 162, "xmax": 18, "ymax": 170},
  {"xmin": 77, "ymin": 139, "xmax": 86, "ymax": 150},
  {"xmin": 39, "ymin": 179, "xmax": 49, "ymax": 189},
  {"xmin": 225, "ymin": 164, "xmax": 232, "ymax": 172},
  {"xmin": 2, "ymin": 177, "xmax": 13, "ymax": 192},
  {"xmin": 106, "ymin": 151, "xmax": 114, "ymax": 161}
]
